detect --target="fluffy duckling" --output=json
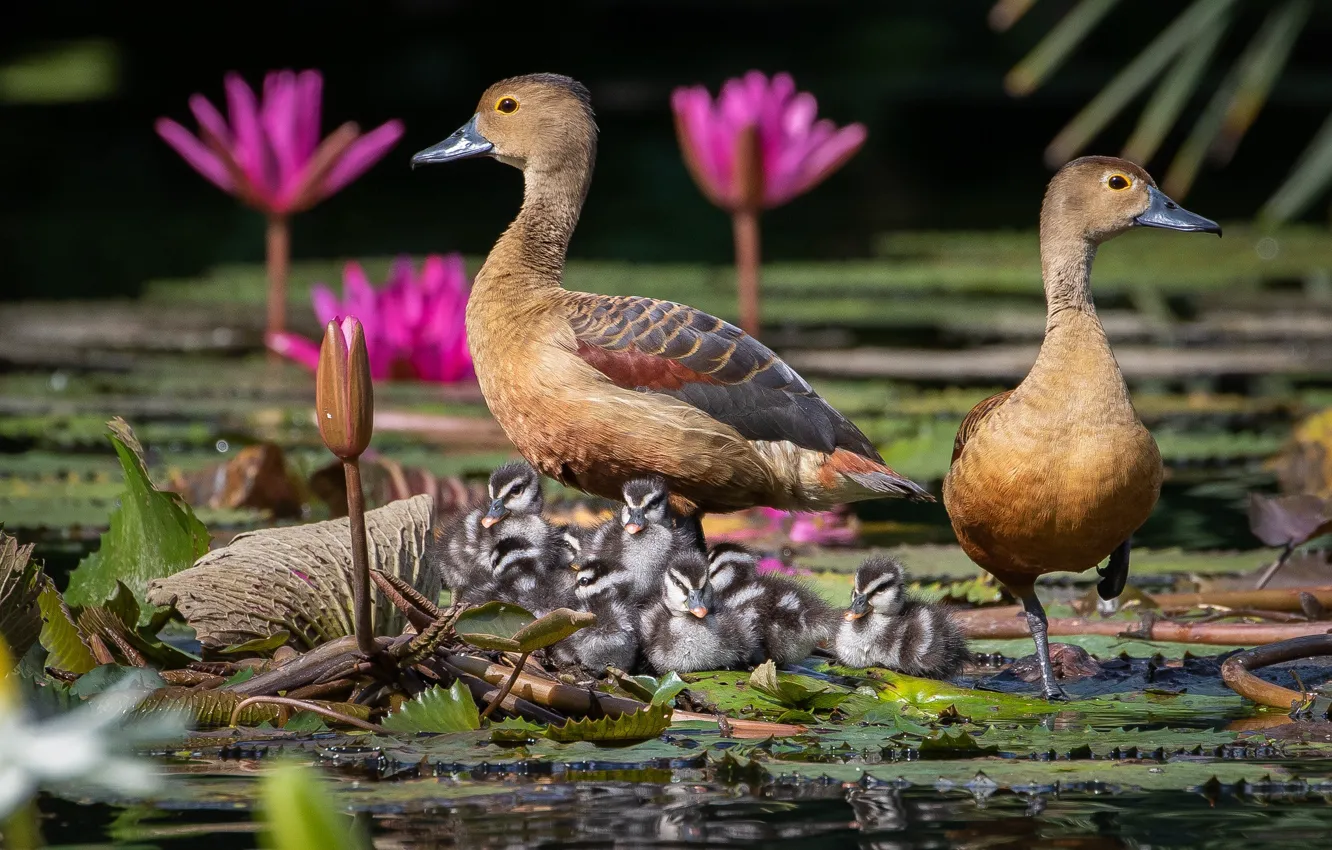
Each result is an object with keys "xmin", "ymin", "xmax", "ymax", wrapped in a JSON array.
[
  {"xmin": 835, "ymin": 556, "xmax": 968, "ymax": 679},
  {"xmin": 550, "ymin": 554, "xmax": 641, "ymax": 674},
  {"xmin": 639, "ymin": 551, "xmax": 760, "ymax": 674},
  {"xmin": 706, "ymin": 543, "xmax": 835, "ymax": 666},
  {"xmin": 585, "ymin": 476, "xmax": 696, "ymax": 603},
  {"xmin": 484, "ymin": 518, "xmax": 577, "ymax": 615}
]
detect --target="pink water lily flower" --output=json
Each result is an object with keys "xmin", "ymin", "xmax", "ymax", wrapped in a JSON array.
[
  {"xmin": 672, "ymin": 71, "xmax": 867, "ymax": 212},
  {"xmin": 268, "ymin": 254, "xmax": 474, "ymax": 384},
  {"xmin": 155, "ymin": 69, "xmax": 404, "ymax": 215},
  {"xmin": 671, "ymin": 71, "xmax": 866, "ymax": 339}
]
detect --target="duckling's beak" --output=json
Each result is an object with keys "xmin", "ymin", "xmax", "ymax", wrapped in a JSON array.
[
  {"xmin": 1135, "ymin": 186, "xmax": 1222, "ymax": 236},
  {"xmin": 411, "ymin": 115, "xmax": 494, "ymax": 168},
  {"xmin": 624, "ymin": 508, "xmax": 647, "ymax": 535},
  {"xmin": 480, "ymin": 499, "xmax": 508, "ymax": 528},
  {"xmin": 685, "ymin": 590, "xmax": 708, "ymax": 618},
  {"xmin": 845, "ymin": 593, "xmax": 870, "ymax": 621}
]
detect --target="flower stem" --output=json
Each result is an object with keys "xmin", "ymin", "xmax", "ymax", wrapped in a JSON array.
[
  {"xmin": 481, "ymin": 650, "xmax": 530, "ymax": 720},
  {"xmin": 266, "ymin": 215, "xmax": 290, "ymax": 358},
  {"xmin": 731, "ymin": 207, "xmax": 762, "ymax": 338},
  {"xmin": 342, "ymin": 457, "xmax": 375, "ymax": 656}
]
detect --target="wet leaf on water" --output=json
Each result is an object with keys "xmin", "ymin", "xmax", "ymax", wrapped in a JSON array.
[
  {"xmin": 917, "ymin": 729, "xmax": 1000, "ymax": 758},
  {"xmin": 379, "ymin": 681, "xmax": 481, "ymax": 734},
  {"xmin": 218, "ymin": 630, "xmax": 293, "ymax": 655},
  {"xmin": 544, "ymin": 702, "xmax": 672, "ymax": 744},
  {"xmin": 64, "ymin": 418, "xmax": 211, "ymax": 623},
  {"xmin": 70, "ymin": 664, "xmax": 167, "ymax": 698},
  {"xmin": 37, "ymin": 582, "xmax": 96, "ymax": 674},
  {"xmin": 0, "ymin": 531, "xmax": 44, "ymax": 659},
  {"xmin": 1247, "ymin": 492, "xmax": 1332, "ymax": 547},
  {"xmin": 259, "ymin": 762, "xmax": 368, "ymax": 850},
  {"xmin": 489, "ymin": 716, "xmax": 546, "ymax": 743},
  {"xmin": 282, "ymin": 712, "xmax": 331, "ymax": 734},
  {"xmin": 611, "ymin": 671, "xmax": 659, "ymax": 702},
  {"xmin": 749, "ymin": 660, "xmax": 849, "ymax": 713},
  {"xmin": 146, "ymin": 494, "xmax": 438, "ymax": 650}
]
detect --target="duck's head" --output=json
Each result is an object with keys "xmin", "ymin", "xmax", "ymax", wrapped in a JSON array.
[
  {"xmin": 573, "ymin": 555, "xmax": 629, "ymax": 602},
  {"xmin": 1044, "ymin": 156, "xmax": 1221, "ymax": 244},
  {"xmin": 846, "ymin": 555, "xmax": 906, "ymax": 621},
  {"xmin": 621, "ymin": 476, "xmax": 670, "ymax": 535},
  {"xmin": 482, "ymin": 461, "xmax": 543, "ymax": 528},
  {"xmin": 412, "ymin": 73, "xmax": 596, "ymax": 173},
  {"xmin": 662, "ymin": 551, "xmax": 713, "ymax": 619}
]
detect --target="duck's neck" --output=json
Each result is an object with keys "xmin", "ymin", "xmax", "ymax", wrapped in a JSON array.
[
  {"xmin": 1039, "ymin": 225, "xmax": 1098, "ymax": 325},
  {"xmin": 481, "ymin": 159, "xmax": 593, "ymax": 291}
]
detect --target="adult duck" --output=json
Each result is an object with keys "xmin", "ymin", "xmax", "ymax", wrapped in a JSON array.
[
  {"xmin": 943, "ymin": 156, "xmax": 1220, "ymax": 699},
  {"xmin": 412, "ymin": 73, "xmax": 930, "ymax": 527}
]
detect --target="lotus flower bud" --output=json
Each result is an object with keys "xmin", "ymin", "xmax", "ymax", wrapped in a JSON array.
[{"xmin": 316, "ymin": 317, "xmax": 373, "ymax": 459}]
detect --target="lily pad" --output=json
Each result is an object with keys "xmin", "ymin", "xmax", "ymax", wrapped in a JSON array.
[
  {"xmin": 454, "ymin": 603, "xmax": 595, "ymax": 653},
  {"xmin": 749, "ymin": 660, "xmax": 849, "ymax": 712},
  {"xmin": 544, "ymin": 702, "xmax": 673, "ymax": 743},
  {"xmin": 64, "ymin": 418, "xmax": 211, "ymax": 622},
  {"xmin": 379, "ymin": 681, "xmax": 481, "ymax": 734},
  {"xmin": 489, "ymin": 716, "xmax": 546, "ymax": 743}
]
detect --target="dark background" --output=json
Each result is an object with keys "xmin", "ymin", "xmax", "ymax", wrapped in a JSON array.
[{"xmin": 5, "ymin": 0, "xmax": 1332, "ymax": 300}]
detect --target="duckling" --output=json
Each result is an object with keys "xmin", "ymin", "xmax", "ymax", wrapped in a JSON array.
[
  {"xmin": 835, "ymin": 556, "xmax": 968, "ymax": 679},
  {"xmin": 479, "ymin": 460, "xmax": 543, "ymax": 528},
  {"xmin": 411, "ymin": 73, "xmax": 931, "ymax": 541},
  {"xmin": 942, "ymin": 156, "xmax": 1220, "ymax": 699},
  {"xmin": 484, "ymin": 517, "xmax": 577, "ymax": 615},
  {"xmin": 639, "ymin": 551, "xmax": 760, "ymax": 674},
  {"xmin": 547, "ymin": 554, "xmax": 640, "ymax": 674},
  {"xmin": 590, "ymin": 477, "xmax": 697, "ymax": 602},
  {"xmin": 705, "ymin": 543, "xmax": 834, "ymax": 666}
]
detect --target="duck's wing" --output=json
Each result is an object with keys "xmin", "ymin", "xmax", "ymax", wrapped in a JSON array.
[
  {"xmin": 565, "ymin": 293, "xmax": 880, "ymax": 460},
  {"xmin": 951, "ymin": 390, "xmax": 1014, "ymax": 466}
]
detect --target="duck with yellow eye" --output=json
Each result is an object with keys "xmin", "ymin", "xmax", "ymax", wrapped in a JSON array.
[{"xmin": 942, "ymin": 155, "xmax": 1220, "ymax": 701}]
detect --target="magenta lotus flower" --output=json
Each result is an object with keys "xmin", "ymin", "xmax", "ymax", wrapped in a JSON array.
[
  {"xmin": 267, "ymin": 254, "xmax": 474, "ymax": 384},
  {"xmin": 672, "ymin": 71, "xmax": 868, "ymax": 211},
  {"xmin": 671, "ymin": 71, "xmax": 867, "ymax": 340},
  {"xmin": 155, "ymin": 69, "xmax": 405, "ymax": 344}
]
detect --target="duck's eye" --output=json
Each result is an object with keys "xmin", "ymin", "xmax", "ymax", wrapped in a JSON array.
[
  {"xmin": 1107, "ymin": 174, "xmax": 1130, "ymax": 190},
  {"xmin": 495, "ymin": 97, "xmax": 519, "ymax": 115}
]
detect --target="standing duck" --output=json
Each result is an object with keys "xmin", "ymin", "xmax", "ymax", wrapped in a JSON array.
[
  {"xmin": 834, "ymin": 555, "xmax": 968, "ymax": 679},
  {"xmin": 411, "ymin": 74, "xmax": 931, "ymax": 540},
  {"xmin": 942, "ymin": 156, "xmax": 1220, "ymax": 699}
]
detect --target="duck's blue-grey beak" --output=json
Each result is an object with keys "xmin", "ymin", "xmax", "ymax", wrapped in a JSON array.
[
  {"xmin": 411, "ymin": 115, "xmax": 493, "ymax": 168},
  {"xmin": 480, "ymin": 498, "xmax": 508, "ymax": 528},
  {"xmin": 1135, "ymin": 186, "xmax": 1221, "ymax": 236},
  {"xmin": 685, "ymin": 589, "xmax": 708, "ymax": 618},
  {"xmin": 624, "ymin": 507, "xmax": 647, "ymax": 535},
  {"xmin": 845, "ymin": 593, "xmax": 870, "ymax": 621}
]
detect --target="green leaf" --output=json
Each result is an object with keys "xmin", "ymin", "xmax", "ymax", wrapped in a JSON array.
[
  {"xmin": 453, "ymin": 601, "xmax": 536, "ymax": 652},
  {"xmin": 283, "ymin": 712, "xmax": 331, "ymax": 734},
  {"xmin": 218, "ymin": 630, "xmax": 293, "ymax": 655},
  {"xmin": 544, "ymin": 702, "xmax": 672, "ymax": 744},
  {"xmin": 918, "ymin": 729, "xmax": 1001, "ymax": 758},
  {"xmin": 222, "ymin": 667, "xmax": 257, "ymax": 687},
  {"xmin": 489, "ymin": 716, "xmax": 546, "ymax": 743},
  {"xmin": 64, "ymin": 418, "xmax": 211, "ymax": 623},
  {"xmin": 258, "ymin": 762, "xmax": 366, "ymax": 850},
  {"xmin": 0, "ymin": 532, "xmax": 44, "ymax": 660},
  {"xmin": 650, "ymin": 672, "xmax": 688, "ymax": 706},
  {"xmin": 37, "ymin": 582, "xmax": 96, "ymax": 674},
  {"xmin": 748, "ymin": 660, "xmax": 845, "ymax": 711},
  {"xmin": 70, "ymin": 664, "xmax": 167, "ymax": 698},
  {"xmin": 509, "ymin": 608, "xmax": 596, "ymax": 652},
  {"xmin": 380, "ymin": 681, "xmax": 481, "ymax": 734}
]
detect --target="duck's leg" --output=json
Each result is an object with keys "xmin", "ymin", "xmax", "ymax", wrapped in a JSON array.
[
  {"xmin": 1096, "ymin": 537, "xmax": 1132, "ymax": 601},
  {"xmin": 1018, "ymin": 589, "xmax": 1068, "ymax": 701}
]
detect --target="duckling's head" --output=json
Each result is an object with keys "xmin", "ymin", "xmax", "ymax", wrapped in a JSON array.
[
  {"xmin": 846, "ymin": 556, "xmax": 905, "ymax": 621},
  {"xmin": 621, "ymin": 476, "xmax": 671, "ymax": 535},
  {"xmin": 574, "ymin": 555, "xmax": 630, "ymax": 603},
  {"xmin": 482, "ymin": 461, "xmax": 543, "ymax": 528},
  {"xmin": 662, "ymin": 551, "xmax": 714, "ymax": 619},
  {"xmin": 412, "ymin": 73, "xmax": 596, "ymax": 174},
  {"xmin": 1043, "ymin": 156, "xmax": 1220, "ymax": 245}
]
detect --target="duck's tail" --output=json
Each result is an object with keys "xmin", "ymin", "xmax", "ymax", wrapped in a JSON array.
[{"xmin": 819, "ymin": 449, "xmax": 936, "ymax": 503}]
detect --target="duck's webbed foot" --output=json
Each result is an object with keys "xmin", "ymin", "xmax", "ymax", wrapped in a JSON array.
[
  {"xmin": 1096, "ymin": 537, "xmax": 1132, "ymax": 601},
  {"xmin": 1020, "ymin": 591, "xmax": 1069, "ymax": 702}
]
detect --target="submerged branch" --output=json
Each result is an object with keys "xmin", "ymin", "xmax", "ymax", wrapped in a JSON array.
[
  {"xmin": 1220, "ymin": 634, "xmax": 1332, "ymax": 713},
  {"xmin": 229, "ymin": 695, "xmax": 381, "ymax": 732}
]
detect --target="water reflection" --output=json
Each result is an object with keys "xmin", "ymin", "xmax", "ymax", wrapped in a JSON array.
[{"xmin": 39, "ymin": 780, "xmax": 1332, "ymax": 849}]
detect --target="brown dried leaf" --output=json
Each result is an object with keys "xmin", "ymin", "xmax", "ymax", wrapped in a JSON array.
[
  {"xmin": 168, "ymin": 443, "xmax": 304, "ymax": 518},
  {"xmin": 0, "ymin": 532, "xmax": 43, "ymax": 659},
  {"xmin": 146, "ymin": 494, "xmax": 439, "ymax": 651}
]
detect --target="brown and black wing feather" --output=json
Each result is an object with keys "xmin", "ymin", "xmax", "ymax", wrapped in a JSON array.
[
  {"xmin": 567, "ymin": 293, "xmax": 881, "ymax": 460},
  {"xmin": 951, "ymin": 390, "xmax": 1014, "ymax": 466}
]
